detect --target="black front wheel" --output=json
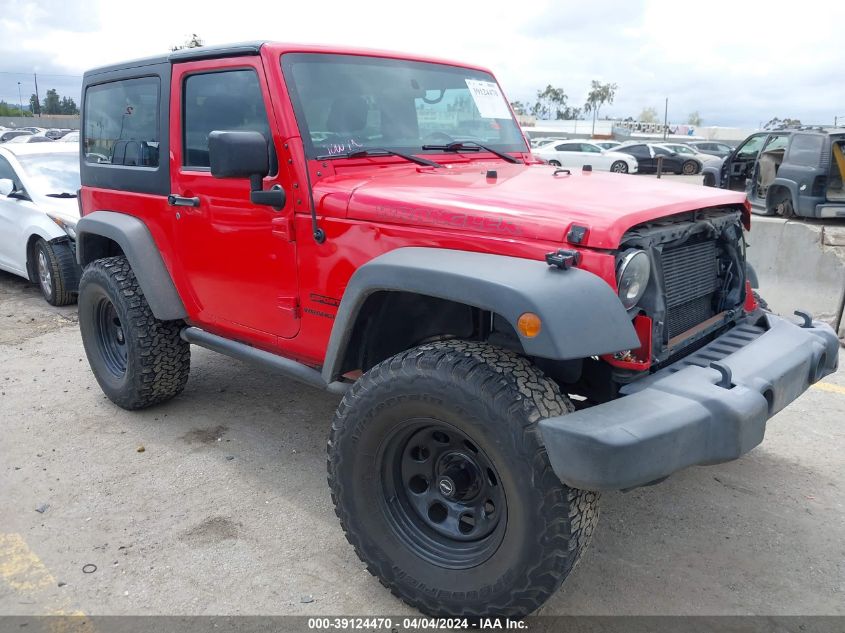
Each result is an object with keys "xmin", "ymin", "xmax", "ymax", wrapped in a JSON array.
[
  {"xmin": 33, "ymin": 238, "xmax": 77, "ymax": 306},
  {"xmin": 681, "ymin": 160, "xmax": 699, "ymax": 175},
  {"xmin": 610, "ymin": 160, "xmax": 629, "ymax": 173},
  {"xmin": 328, "ymin": 341, "xmax": 599, "ymax": 618}
]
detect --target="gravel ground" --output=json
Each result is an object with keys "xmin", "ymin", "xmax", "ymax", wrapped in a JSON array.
[{"xmin": 1, "ymin": 267, "xmax": 843, "ymax": 617}]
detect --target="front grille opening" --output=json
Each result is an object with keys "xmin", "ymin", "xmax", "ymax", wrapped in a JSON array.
[{"xmin": 661, "ymin": 240, "xmax": 718, "ymax": 339}]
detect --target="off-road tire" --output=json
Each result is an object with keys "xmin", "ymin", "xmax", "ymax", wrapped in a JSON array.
[
  {"xmin": 34, "ymin": 238, "xmax": 77, "ymax": 306},
  {"xmin": 78, "ymin": 256, "xmax": 190, "ymax": 410},
  {"xmin": 327, "ymin": 340, "xmax": 599, "ymax": 619}
]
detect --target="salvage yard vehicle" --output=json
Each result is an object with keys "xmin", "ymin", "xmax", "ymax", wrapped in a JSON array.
[
  {"xmin": 0, "ymin": 143, "xmax": 81, "ymax": 305},
  {"xmin": 75, "ymin": 42, "xmax": 840, "ymax": 619},
  {"xmin": 614, "ymin": 142, "xmax": 700, "ymax": 174},
  {"xmin": 533, "ymin": 139, "xmax": 638, "ymax": 172},
  {"xmin": 703, "ymin": 128, "xmax": 845, "ymax": 218}
]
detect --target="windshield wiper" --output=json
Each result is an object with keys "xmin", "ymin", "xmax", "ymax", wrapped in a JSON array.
[
  {"xmin": 420, "ymin": 141, "xmax": 521, "ymax": 164},
  {"xmin": 316, "ymin": 148, "xmax": 443, "ymax": 168},
  {"xmin": 46, "ymin": 192, "xmax": 77, "ymax": 198}
]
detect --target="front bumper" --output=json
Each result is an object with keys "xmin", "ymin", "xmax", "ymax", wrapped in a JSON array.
[{"xmin": 539, "ymin": 312, "xmax": 840, "ymax": 491}]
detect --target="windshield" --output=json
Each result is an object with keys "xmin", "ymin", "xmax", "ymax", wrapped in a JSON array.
[
  {"xmin": 281, "ymin": 53, "xmax": 526, "ymax": 159},
  {"xmin": 17, "ymin": 153, "xmax": 80, "ymax": 196}
]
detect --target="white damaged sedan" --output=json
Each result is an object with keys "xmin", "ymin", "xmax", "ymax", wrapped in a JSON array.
[
  {"xmin": 0, "ymin": 143, "xmax": 82, "ymax": 305},
  {"xmin": 532, "ymin": 140, "xmax": 638, "ymax": 174}
]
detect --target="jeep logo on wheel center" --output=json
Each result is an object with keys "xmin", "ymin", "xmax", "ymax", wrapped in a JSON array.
[{"xmin": 73, "ymin": 40, "xmax": 840, "ymax": 619}]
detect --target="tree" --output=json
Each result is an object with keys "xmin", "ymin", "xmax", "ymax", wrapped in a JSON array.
[
  {"xmin": 584, "ymin": 80, "xmax": 617, "ymax": 134},
  {"xmin": 59, "ymin": 96, "xmax": 79, "ymax": 115},
  {"xmin": 687, "ymin": 111, "xmax": 702, "ymax": 126},
  {"xmin": 0, "ymin": 101, "xmax": 32, "ymax": 117},
  {"xmin": 532, "ymin": 85, "xmax": 570, "ymax": 120},
  {"xmin": 171, "ymin": 33, "xmax": 204, "ymax": 51},
  {"xmin": 29, "ymin": 93, "xmax": 40, "ymax": 116},
  {"xmin": 639, "ymin": 106, "xmax": 659, "ymax": 123},
  {"xmin": 763, "ymin": 117, "xmax": 801, "ymax": 130},
  {"xmin": 41, "ymin": 88, "xmax": 61, "ymax": 115},
  {"xmin": 509, "ymin": 100, "xmax": 528, "ymax": 116}
]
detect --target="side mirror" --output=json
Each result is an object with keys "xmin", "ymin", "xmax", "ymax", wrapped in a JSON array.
[
  {"xmin": 208, "ymin": 130, "xmax": 285, "ymax": 210},
  {"xmin": 0, "ymin": 178, "xmax": 13, "ymax": 197},
  {"xmin": 208, "ymin": 130, "xmax": 269, "ymax": 179}
]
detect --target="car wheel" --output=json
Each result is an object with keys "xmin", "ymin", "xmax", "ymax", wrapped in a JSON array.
[
  {"xmin": 548, "ymin": 160, "xmax": 561, "ymax": 166},
  {"xmin": 610, "ymin": 160, "xmax": 629, "ymax": 173},
  {"xmin": 78, "ymin": 256, "xmax": 190, "ymax": 410},
  {"xmin": 328, "ymin": 340, "xmax": 599, "ymax": 618},
  {"xmin": 776, "ymin": 197, "xmax": 796, "ymax": 218},
  {"xmin": 34, "ymin": 238, "xmax": 77, "ymax": 306},
  {"xmin": 681, "ymin": 160, "xmax": 699, "ymax": 175}
]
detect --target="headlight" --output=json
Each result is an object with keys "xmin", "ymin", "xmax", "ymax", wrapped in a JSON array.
[
  {"xmin": 616, "ymin": 249, "xmax": 650, "ymax": 310},
  {"xmin": 47, "ymin": 214, "xmax": 77, "ymax": 240}
]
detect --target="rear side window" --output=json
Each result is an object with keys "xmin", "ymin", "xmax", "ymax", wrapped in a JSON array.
[
  {"xmin": 787, "ymin": 134, "xmax": 824, "ymax": 167},
  {"xmin": 182, "ymin": 69, "xmax": 270, "ymax": 169},
  {"xmin": 84, "ymin": 77, "xmax": 160, "ymax": 167},
  {"xmin": 555, "ymin": 143, "xmax": 580, "ymax": 152}
]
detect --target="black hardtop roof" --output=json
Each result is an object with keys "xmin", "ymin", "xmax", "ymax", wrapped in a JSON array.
[{"xmin": 83, "ymin": 41, "xmax": 268, "ymax": 78}]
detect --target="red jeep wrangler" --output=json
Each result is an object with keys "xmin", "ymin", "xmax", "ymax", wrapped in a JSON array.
[{"xmin": 75, "ymin": 42, "xmax": 839, "ymax": 618}]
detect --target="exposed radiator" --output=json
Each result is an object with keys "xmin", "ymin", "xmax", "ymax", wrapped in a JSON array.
[{"xmin": 661, "ymin": 240, "xmax": 718, "ymax": 339}]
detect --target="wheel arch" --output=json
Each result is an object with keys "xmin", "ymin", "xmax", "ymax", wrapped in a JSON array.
[
  {"xmin": 76, "ymin": 210, "xmax": 187, "ymax": 320},
  {"xmin": 765, "ymin": 179, "xmax": 797, "ymax": 214},
  {"xmin": 321, "ymin": 247, "xmax": 640, "ymax": 383}
]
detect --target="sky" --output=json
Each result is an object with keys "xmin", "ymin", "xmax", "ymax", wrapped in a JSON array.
[{"xmin": 1, "ymin": 0, "xmax": 842, "ymax": 128}]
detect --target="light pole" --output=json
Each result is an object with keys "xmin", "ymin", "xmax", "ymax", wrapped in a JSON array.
[{"xmin": 17, "ymin": 82, "xmax": 23, "ymax": 117}]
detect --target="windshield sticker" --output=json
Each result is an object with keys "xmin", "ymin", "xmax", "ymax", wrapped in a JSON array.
[{"xmin": 464, "ymin": 79, "xmax": 511, "ymax": 119}]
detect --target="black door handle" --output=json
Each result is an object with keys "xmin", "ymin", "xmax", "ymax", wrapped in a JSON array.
[{"xmin": 167, "ymin": 194, "xmax": 200, "ymax": 207}]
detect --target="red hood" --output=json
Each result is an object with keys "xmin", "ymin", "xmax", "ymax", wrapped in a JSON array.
[{"xmin": 314, "ymin": 162, "xmax": 747, "ymax": 249}]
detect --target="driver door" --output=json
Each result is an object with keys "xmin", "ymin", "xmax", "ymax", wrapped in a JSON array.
[
  {"xmin": 169, "ymin": 57, "xmax": 300, "ymax": 341},
  {"xmin": 726, "ymin": 133, "xmax": 767, "ymax": 191},
  {"xmin": 0, "ymin": 155, "xmax": 25, "ymax": 273}
]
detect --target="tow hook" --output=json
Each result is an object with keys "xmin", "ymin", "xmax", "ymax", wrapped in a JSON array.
[{"xmin": 794, "ymin": 310, "xmax": 814, "ymax": 328}]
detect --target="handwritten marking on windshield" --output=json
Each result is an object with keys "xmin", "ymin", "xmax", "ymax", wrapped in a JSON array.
[{"xmin": 326, "ymin": 138, "xmax": 364, "ymax": 155}]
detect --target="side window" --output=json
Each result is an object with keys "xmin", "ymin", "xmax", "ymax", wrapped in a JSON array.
[
  {"xmin": 183, "ymin": 69, "xmax": 270, "ymax": 169},
  {"xmin": 555, "ymin": 143, "xmax": 580, "ymax": 152},
  {"xmin": 734, "ymin": 135, "xmax": 766, "ymax": 159},
  {"xmin": 0, "ymin": 155, "xmax": 17, "ymax": 185},
  {"xmin": 84, "ymin": 77, "xmax": 160, "ymax": 167},
  {"xmin": 580, "ymin": 143, "xmax": 601, "ymax": 153},
  {"xmin": 763, "ymin": 135, "xmax": 789, "ymax": 152},
  {"xmin": 627, "ymin": 145, "xmax": 649, "ymax": 158},
  {"xmin": 652, "ymin": 146, "xmax": 671, "ymax": 156},
  {"xmin": 787, "ymin": 134, "xmax": 824, "ymax": 167}
]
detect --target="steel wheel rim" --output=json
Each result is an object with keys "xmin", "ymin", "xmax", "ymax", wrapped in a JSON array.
[
  {"xmin": 94, "ymin": 297, "xmax": 128, "ymax": 377},
  {"xmin": 379, "ymin": 418, "xmax": 507, "ymax": 569},
  {"xmin": 37, "ymin": 249, "xmax": 52, "ymax": 297}
]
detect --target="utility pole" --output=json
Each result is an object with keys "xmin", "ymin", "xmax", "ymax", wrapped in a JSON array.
[
  {"xmin": 33, "ymin": 72, "xmax": 40, "ymax": 118},
  {"xmin": 17, "ymin": 82, "xmax": 23, "ymax": 116},
  {"xmin": 663, "ymin": 97, "xmax": 668, "ymax": 140}
]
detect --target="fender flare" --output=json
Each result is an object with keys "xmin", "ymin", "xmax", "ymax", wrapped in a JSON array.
[
  {"xmin": 76, "ymin": 210, "xmax": 187, "ymax": 320},
  {"xmin": 321, "ymin": 247, "xmax": 640, "ymax": 382}
]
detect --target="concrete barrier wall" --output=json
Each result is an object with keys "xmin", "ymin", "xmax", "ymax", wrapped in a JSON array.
[
  {"xmin": 1, "ymin": 115, "xmax": 80, "ymax": 129},
  {"xmin": 746, "ymin": 216, "xmax": 845, "ymax": 338}
]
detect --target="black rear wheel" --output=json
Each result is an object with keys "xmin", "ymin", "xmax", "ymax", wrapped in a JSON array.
[
  {"xmin": 682, "ymin": 160, "xmax": 699, "ymax": 175},
  {"xmin": 328, "ymin": 340, "xmax": 599, "ymax": 618},
  {"xmin": 78, "ymin": 256, "xmax": 190, "ymax": 410}
]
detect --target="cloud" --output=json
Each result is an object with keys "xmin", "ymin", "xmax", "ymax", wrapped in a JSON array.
[{"xmin": 1, "ymin": 0, "xmax": 842, "ymax": 127}]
